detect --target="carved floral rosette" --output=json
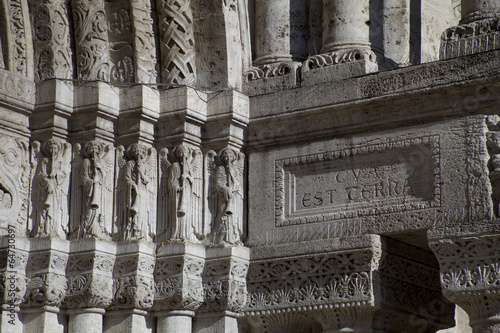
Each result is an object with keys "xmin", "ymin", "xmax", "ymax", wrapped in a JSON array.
[
  {"xmin": 154, "ymin": 256, "xmax": 204, "ymax": 311},
  {"xmin": 112, "ymin": 255, "xmax": 155, "ymax": 310},
  {"xmin": 64, "ymin": 253, "xmax": 115, "ymax": 309}
]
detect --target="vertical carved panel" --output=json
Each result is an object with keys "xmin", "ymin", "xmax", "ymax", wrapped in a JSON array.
[
  {"xmin": 29, "ymin": 0, "xmax": 73, "ymax": 81},
  {"xmin": 156, "ymin": 0, "xmax": 196, "ymax": 85},
  {"xmin": 7, "ymin": 0, "xmax": 33, "ymax": 77},
  {"xmin": 130, "ymin": 0, "xmax": 158, "ymax": 83},
  {"xmin": 71, "ymin": 0, "xmax": 111, "ymax": 80},
  {"xmin": 105, "ymin": 0, "xmax": 135, "ymax": 83}
]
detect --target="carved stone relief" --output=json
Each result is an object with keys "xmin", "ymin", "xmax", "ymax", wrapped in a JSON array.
[
  {"xmin": 0, "ymin": 135, "xmax": 30, "ymax": 236},
  {"xmin": 28, "ymin": 0, "xmax": 73, "ymax": 80},
  {"xmin": 72, "ymin": 0, "xmax": 111, "ymax": 80},
  {"xmin": 71, "ymin": 141, "xmax": 114, "ymax": 239},
  {"xmin": 129, "ymin": 0, "xmax": 158, "ymax": 83},
  {"xmin": 115, "ymin": 144, "xmax": 157, "ymax": 242},
  {"xmin": 7, "ymin": 0, "xmax": 31, "ymax": 77},
  {"xmin": 154, "ymin": 255, "xmax": 205, "ymax": 310},
  {"xmin": 205, "ymin": 148, "xmax": 245, "ymax": 245},
  {"xmin": 156, "ymin": 0, "xmax": 196, "ymax": 85},
  {"xmin": 30, "ymin": 139, "xmax": 72, "ymax": 239},
  {"xmin": 158, "ymin": 145, "xmax": 202, "ymax": 243}
]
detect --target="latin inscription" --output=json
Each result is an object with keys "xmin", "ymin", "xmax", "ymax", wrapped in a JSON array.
[{"xmin": 275, "ymin": 136, "xmax": 441, "ymax": 226}]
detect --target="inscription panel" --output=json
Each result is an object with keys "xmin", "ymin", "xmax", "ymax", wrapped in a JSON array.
[{"xmin": 275, "ymin": 136, "xmax": 441, "ymax": 226}]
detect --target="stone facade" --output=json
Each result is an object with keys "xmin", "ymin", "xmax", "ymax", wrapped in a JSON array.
[{"xmin": 0, "ymin": 0, "xmax": 499, "ymax": 332}]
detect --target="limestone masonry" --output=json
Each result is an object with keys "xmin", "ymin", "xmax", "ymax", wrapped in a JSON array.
[{"xmin": 0, "ymin": 0, "xmax": 499, "ymax": 332}]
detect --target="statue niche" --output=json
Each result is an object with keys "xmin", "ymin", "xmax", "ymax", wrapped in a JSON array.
[
  {"xmin": 70, "ymin": 141, "xmax": 114, "ymax": 239},
  {"xmin": 206, "ymin": 148, "xmax": 245, "ymax": 245},
  {"xmin": 158, "ymin": 144, "xmax": 202, "ymax": 243},
  {"xmin": 31, "ymin": 139, "xmax": 71, "ymax": 238},
  {"xmin": 116, "ymin": 144, "xmax": 157, "ymax": 242}
]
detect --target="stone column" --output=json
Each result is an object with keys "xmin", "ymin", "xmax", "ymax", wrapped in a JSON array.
[
  {"xmin": 194, "ymin": 246, "xmax": 250, "ymax": 333},
  {"xmin": 154, "ymin": 243, "xmax": 205, "ymax": 332},
  {"xmin": 65, "ymin": 239, "xmax": 116, "ymax": 333},
  {"xmin": 302, "ymin": 0, "xmax": 379, "ymax": 84},
  {"xmin": 245, "ymin": 0, "xmax": 304, "ymax": 86},
  {"xmin": 104, "ymin": 242, "xmax": 155, "ymax": 333},
  {"xmin": 440, "ymin": 0, "xmax": 500, "ymax": 59},
  {"xmin": 254, "ymin": 0, "xmax": 292, "ymax": 65},
  {"xmin": 428, "ymin": 227, "xmax": 500, "ymax": 333},
  {"xmin": 22, "ymin": 238, "xmax": 69, "ymax": 333}
]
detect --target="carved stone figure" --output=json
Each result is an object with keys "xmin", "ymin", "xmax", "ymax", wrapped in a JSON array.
[
  {"xmin": 0, "ymin": 135, "xmax": 30, "ymax": 236},
  {"xmin": 206, "ymin": 148, "xmax": 245, "ymax": 245},
  {"xmin": 159, "ymin": 144, "xmax": 202, "ymax": 242},
  {"xmin": 31, "ymin": 139, "xmax": 71, "ymax": 239},
  {"xmin": 116, "ymin": 144, "xmax": 157, "ymax": 241},
  {"xmin": 71, "ymin": 141, "xmax": 114, "ymax": 239}
]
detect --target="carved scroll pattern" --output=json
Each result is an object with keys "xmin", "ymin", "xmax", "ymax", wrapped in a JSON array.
[
  {"xmin": 156, "ymin": 0, "xmax": 196, "ymax": 85},
  {"xmin": 129, "ymin": 0, "xmax": 158, "ymax": 83},
  {"xmin": 72, "ymin": 0, "xmax": 110, "ymax": 80},
  {"xmin": 0, "ymin": 136, "xmax": 30, "ymax": 236},
  {"xmin": 106, "ymin": 0, "xmax": 134, "ymax": 83},
  {"xmin": 29, "ymin": 0, "xmax": 73, "ymax": 80},
  {"xmin": 8, "ymin": 0, "xmax": 29, "ymax": 76}
]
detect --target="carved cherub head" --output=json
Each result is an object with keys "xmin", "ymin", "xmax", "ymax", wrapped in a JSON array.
[
  {"xmin": 220, "ymin": 148, "xmax": 237, "ymax": 166},
  {"xmin": 173, "ymin": 144, "xmax": 190, "ymax": 162},
  {"xmin": 84, "ymin": 141, "xmax": 102, "ymax": 159},
  {"xmin": 127, "ymin": 144, "xmax": 147, "ymax": 162},
  {"xmin": 43, "ymin": 139, "xmax": 61, "ymax": 157}
]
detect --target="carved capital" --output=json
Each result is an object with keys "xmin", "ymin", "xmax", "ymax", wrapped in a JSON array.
[
  {"xmin": 304, "ymin": 49, "xmax": 378, "ymax": 72},
  {"xmin": 429, "ymin": 233, "xmax": 500, "ymax": 332},
  {"xmin": 245, "ymin": 62, "xmax": 301, "ymax": 81},
  {"xmin": 440, "ymin": 17, "xmax": 500, "ymax": 60}
]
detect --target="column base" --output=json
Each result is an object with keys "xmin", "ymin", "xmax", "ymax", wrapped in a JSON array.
[
  {"xmin": 193, "ymin": 311, "xmax": 239, "ymax": 333},
  {"xmin": 68, "ymin": 308, "xmax": 105, "ymax": 333},
  {"xmin": 157, "ymin": 310, "xmax": 194, "ymax": 333},
  {"xmin": 104, "ymin": 309, "xmax": 154, "ymax": 333},
  {"xmin": 0, "ymin": 307, "xmax": 22, "ymax": 333},
  {"xmin": 21, "ymin": 307, "xmax": 67, "ymax": 333}
]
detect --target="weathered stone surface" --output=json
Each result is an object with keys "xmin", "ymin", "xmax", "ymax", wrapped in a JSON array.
[{"xmin": 0, "ymin": 1, "xmax": 496, "ymax": 332}]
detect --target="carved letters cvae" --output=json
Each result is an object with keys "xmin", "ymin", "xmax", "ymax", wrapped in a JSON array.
[{"xmin": 206, "ymin": 148, "xmax": 245, "ymax": 245}]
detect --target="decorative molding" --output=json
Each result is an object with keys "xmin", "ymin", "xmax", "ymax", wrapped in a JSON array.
[{"xmin": 245, "ymin": 62, "xmax": 300, "ymax": 81}]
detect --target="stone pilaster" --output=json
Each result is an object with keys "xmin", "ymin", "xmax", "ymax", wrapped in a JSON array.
[
  {"xmin": 64, "ymin": 239, "xmax": 116, "ymax": 333},
  {"xmin": 440, "ymin": 0, "xmax": 500, "ymax": 59},
  {"xmin": 429, "ymin": 224, "xmax": 500, "ymax": 333},
  {"xmin": 22, "ymin": 238, "xmax": 69, "ymax": 333},
  {"xmin": 154, "ymin": 242, "xmax": 205, "ymax": 331},
  {"xmin": 105, "ymin": 242, "xmax": 155, "ymax": 333},
  {"xmin": 194, "ymin": 246, "xmax": 250, "ymax": 333}
]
